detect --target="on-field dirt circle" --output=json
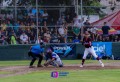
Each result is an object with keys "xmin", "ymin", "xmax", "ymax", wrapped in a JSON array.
[{"xmin": 0, "ymin": 62, "xmax": 120, "ymax": 78}]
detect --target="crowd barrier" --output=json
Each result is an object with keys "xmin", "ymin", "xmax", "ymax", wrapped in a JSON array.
[{"xmin": 0, "ymin": 42, "xmax": 120, "ymax": 60}]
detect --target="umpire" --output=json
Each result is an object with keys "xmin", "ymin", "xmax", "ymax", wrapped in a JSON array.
[{"xmin": 28, "ymin": 42, "xmax": 45, "ymax": 68}]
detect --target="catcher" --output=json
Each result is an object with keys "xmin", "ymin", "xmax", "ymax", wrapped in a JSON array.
[{"xmin": 44, "ymin": 48, "xmax": 63, "ymax": 67}]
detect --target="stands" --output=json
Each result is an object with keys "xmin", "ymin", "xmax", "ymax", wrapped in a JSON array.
[{"xmin": 0, "ymin": 0, "xmax": 120, "ymax": 45}]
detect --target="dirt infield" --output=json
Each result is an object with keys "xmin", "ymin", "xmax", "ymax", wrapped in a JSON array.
[{"xmin": 0, "ymin": 62, "xmax": 120, "ymax": 78}]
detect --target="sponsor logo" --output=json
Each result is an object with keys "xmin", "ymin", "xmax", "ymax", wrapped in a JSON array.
[
  {"xmin": 51, "ymin": 71, "xmax": 59, "ymax": 78},
  {"xmin": 51, "ymin": 71, "xmax": 69, "ymax": 78},
  {"xmin": 52, "ymin": 45, "xmax": 73, "ymax": 56},
  {"xmin": 93, "ymin": 44, "xmax": 105, "ymax": 53}
]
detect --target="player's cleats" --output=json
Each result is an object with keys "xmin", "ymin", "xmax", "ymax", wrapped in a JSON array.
[
  {"xmin": 101, "ymin": 63, "xmax": 104, "ymax": 67},
  {"xmin": 29, "ymin": 66, "xmax": 35, "ymax": 68},
  {"xmin": 37, "ymin": 65, "xmax": 43, "ymax": 67},
  {"xmin": 80, "ymin": 65, "xmax": 83, "ymax": 67}
]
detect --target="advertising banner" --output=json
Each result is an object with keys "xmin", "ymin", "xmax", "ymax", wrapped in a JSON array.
[
  {"xmin": 50, "ymin": 44, "xmax": 76, "ymax": 59},
  {"xmin": 92, "ymin": 42, "xmax": 112, "ymax": 58}
]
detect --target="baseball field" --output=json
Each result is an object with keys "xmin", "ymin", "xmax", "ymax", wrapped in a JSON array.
[{"xmin": 0, "ymin": 60, "xmax": 120, "ymax": 82}]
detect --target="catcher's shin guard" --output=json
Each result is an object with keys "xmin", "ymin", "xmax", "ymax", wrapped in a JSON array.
[{"xmin": 52, "ymin": 62, "xmax": 58, "ymax": 67}]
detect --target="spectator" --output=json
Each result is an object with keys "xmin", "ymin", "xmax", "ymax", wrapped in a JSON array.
[
  {"xmin": 38, "ymin": 12, "xmax": 43, "ymax": 22},
  {"xmin": 14, "ymin": 21, "xmax": 20, "ymax": 33},
  {"xmin": 17, "ymin": 27, "xmax": 23, "ymax": 36},
  {"xmin": 65, "ymin": 15, "xmax": 72, "ymax": 24},
  {"xmin": 28, "ymin": 32, "xmax": 35, "ymax": 44},
  {"xmin": 58, "ymin": 25, "xmax": 66, "ymax": 43},
  {"xmin": 59, "ymin": 36, "xmax": 65, "ymax": 43},
  {"xmin": 28, "ymin": 10, "xmax": 34, "ymax": 20},
  {"xmin": 0, "ymin": 13, "xmax": 5, "ymax": 20},
  {"xmin": 20, "ymin": 22, "xmax": 26, "ymax": 31},
  {"xmin": 26, "ymin": 16, "xmax": 32, "ymax": 23},
  {"xmin": 17, "ymin": 12, "xmax": 24, "ymax": 21},
  {"xmin": 50, "ymin": 29, "xmax": 59, "ymax": 43},
  {"xmin": 0, "ymin": 30, "xmax": 6, "ymax": 45},
  {"xmin": 84, "ymin": 19, "xmax": 91, "ymax": 32},
  {"xmin": 72, "ymin": 37, "xmax": 80, "ymax": 43},
  {"xmin": 1, "ymin": 21, "xmax": 7, "ymax": 31},
  {"xmin": 42, "ymin": 9, "xmax": 49, "ymax": 22},
  {"xmin": 73, "ymin": 15, "xmax": 79, "ymax": 27},
  {"xmin": 31, "ymin": 22, "xmax": 36, "ymax": 34},
  {"xmin": 6, "ymin": 27, "xmax": 13, "ymax": 37},
  {"xmin": 42, "ymin": 21, "xmax": 48, "ymax": 33},
  {"xmin": 20, "ymin": 32, "xmax": 28, "ymax": 44},
  {"xmin": 32, "ymin": 7, "xmax": 36, "ymax": 16},
  {"xmin": 57, "ymin": 15, "xmax": 66, "ymax": 25},
  {"xmin": 102, "ymin": 22, "xmax": 110, "ymax": 38},
  {"xmin": 104, "ymin": 36, "xmax": 110, "ymax": 42},
  {"xmin": 88, "ymin": 26, "xmax": 99, "ymax": 41},
  {"xmin": 72, "ymin": 26, "xmax": 81, "ymax": 39},
  {"xmin": 43, "ymin": 30, "xmax": 51, "ymax": 43},
  {"xmin": 64, "ymin": 23, "xmax": 68, "ymax": 43},
  {"xmin": 97, "ymin": 35, "xmax": 103, "ymax": 42},
  {"xmin": 39, "ymin": 29, "xmax": 44, "ymax": 38},
  {"xmin": 26, "ymin": 22, "xmax": 31, "ymax": 30},
  {"xmin": 10, "ymin": 32, "xmax": 17, "ymax": 45},
  {"xmin": 35, "ymin": 36, "xmax": 43, "ymax": 44},
  {"xmin": 73, "ymin": 14, "xmax": 84, "ymax": 28},
  {"xmin": 113, "ymin": 35, "xmax": 120, "ymax": 42},
  {"xmin": 6, "ymin": 12, "xmax": 13, "ymax": 20},
  {"xmin": 7, "ymin": 21, "xmax": 13, "ymax": 29}
]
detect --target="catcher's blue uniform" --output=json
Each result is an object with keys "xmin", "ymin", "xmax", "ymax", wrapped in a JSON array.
[{"xmin": 45, "ymin": 52, "xmax": 63, "ymax": 67}]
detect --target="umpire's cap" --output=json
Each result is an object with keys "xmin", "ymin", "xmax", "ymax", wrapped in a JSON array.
[{"xmin": 40, "ymin": 42, "xmax": 45, "ymax": 48}]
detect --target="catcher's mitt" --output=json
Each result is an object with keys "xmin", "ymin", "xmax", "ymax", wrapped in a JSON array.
[
  {"xmin": 44, "ymin": 62, "xmax": 49, "ymax": 67},
  {"xmin": 44, "ymin": 60, "xmax": 52, "ymax": 67}
]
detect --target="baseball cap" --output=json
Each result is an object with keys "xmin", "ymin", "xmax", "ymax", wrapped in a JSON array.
[{"xmin": 40, "ymin": 42, "xmax": 45, "ymax": 48}]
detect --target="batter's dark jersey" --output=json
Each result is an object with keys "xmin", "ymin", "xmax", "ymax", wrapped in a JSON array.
[{"xmin": 82, "ymin": 37, "xmax": 92, "ymax": 48}]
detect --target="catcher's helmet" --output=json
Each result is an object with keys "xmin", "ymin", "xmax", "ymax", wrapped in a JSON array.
[{"xmin": 46, "ymin": 48, "xmax": 52, "ymax": 53}]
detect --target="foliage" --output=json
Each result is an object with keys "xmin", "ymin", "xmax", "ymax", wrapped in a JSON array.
[{"xmin": 81, "ymin": 0, "xmax": 103, "ymax": 15}]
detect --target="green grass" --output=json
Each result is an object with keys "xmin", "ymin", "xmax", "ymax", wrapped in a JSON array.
[
  {"xmin": 0, "ymin": 60, "xmax": 120, "ymax": 82},
  {"xmin": 0, "ymin": 61, "xmax": 29, "ymax": 67},
  {"xmin": 0, "ymin": 70, "xmax": 120, "ymax": 82}
]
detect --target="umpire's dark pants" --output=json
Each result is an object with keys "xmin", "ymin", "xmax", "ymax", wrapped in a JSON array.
[{"xmin": 28, "ymin": 52, "xmax": 43, "ymax": 66}]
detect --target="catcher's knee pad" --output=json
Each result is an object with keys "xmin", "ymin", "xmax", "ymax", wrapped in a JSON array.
[{"xmin": 52, "ymin": 63, "xmax": 58, "ymax": 67}]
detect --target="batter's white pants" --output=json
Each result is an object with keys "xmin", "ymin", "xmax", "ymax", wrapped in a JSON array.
[{"xmin": 83, "ymin": 46, "xmax": 98, "ymax": 59}]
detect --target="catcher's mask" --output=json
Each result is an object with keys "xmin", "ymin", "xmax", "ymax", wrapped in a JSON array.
[{"xmin": 46, "ymin": 48, "xmax": 52, "ymax": 54}]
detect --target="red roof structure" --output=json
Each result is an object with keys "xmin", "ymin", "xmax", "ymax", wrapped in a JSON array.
[{"xmin": 92, "ymin": 10, "xmax": 120, "ymax": 30}]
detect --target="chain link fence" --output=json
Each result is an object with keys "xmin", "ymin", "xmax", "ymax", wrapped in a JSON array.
[{"xmin": 0, "ymin": 0, "xmax": 120, "ymax": 45}]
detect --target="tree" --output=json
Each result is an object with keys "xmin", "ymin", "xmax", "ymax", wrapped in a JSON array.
[{"xmin": 79, "ymin": 0, "xmax": 103, "ymax": 16}]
